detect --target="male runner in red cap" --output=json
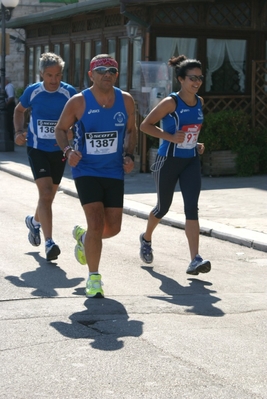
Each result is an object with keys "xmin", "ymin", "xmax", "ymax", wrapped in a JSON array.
[{"xmin": 55, "ymin": 54, "xmax": 137, "ymax": 298}]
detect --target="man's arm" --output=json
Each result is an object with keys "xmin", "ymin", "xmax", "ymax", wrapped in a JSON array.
[
  {"xmin": 55, "ymin": 94, "xmax": 84, "ymax": 165},
  {"xmin": 13, "ymin": 102, "xmax": 27, "ymax": 145},
  {"xmin": 122, "ymin": 92, "xmax": 137, "ymax": 173}
]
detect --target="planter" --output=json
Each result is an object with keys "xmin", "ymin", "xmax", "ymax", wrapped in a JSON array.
[
  {"xmin": 148, "ymin": 147, "xmax": 158, "ymax": 170},
  {"xmin": 202, "ymin": 150, "xmax": 237, "ymax": 176}
]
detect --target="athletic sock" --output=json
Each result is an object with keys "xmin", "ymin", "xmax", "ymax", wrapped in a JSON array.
[{"xmin": 32, "ymin": 217, "xmax": 40, "ymax": 227}]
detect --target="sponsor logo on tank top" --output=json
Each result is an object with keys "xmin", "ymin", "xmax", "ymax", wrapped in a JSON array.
[
  {"xmin": 198, "ymin": 109, "xmax": 203, "ymax": 120},
  {"xmin": 114, "ymin": 112, "xmax": 126, "ymax": 126},
  {"xmin": 180, "ymin": 109, "xmax": 190, "ymax": 114},
  {"xmin": 88, "ymin": 109, "xmax": 100, "ymax": 114}
]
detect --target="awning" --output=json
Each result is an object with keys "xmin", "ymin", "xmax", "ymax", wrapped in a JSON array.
[{"xmin": 5, "ymin": 0, "xmax": 121, "ymax": 29}]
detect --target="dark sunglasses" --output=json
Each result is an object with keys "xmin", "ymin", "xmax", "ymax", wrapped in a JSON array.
[
  {"xmin": 186, "ymin": 75, "xmax": 204, "ymax": 82},
  {"xmin": 93, "ymin": 66, "xmax": 118, "ymax": 75}
]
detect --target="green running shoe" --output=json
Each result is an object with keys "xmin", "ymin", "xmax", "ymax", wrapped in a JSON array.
[
  {"xmin": 85, "ymin": 274, "xmax": 104, "ymax": 298},
  {"xmin": 72, "ymin": 225, "xmax": 87, "ymax": 265}
]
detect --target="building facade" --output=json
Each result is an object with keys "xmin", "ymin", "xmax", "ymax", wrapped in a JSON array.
[{"xmin": 5, "ymin": 0, "xmax": 267, "ymax": 170}]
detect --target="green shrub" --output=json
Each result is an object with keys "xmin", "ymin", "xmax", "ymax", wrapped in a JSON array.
[
  {"xmin": 15, "ymin": 87, "xmax": 25, "ymax": 99},
  {"xmin": 199, "ymin": 109, "xmax": 266, "ymax": 176},
  {"xmin": 199, "ymin": 109, "xmax": 250, "ymax": 152}
]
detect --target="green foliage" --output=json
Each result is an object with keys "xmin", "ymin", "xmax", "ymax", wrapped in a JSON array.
[
  {"xmin": 236, "ymin": 145, "xmax": 260, "ymax": 176},
  {"xmin": 147, "ymin": 135, "xmax": 159, "ymax": 149},
  {"xmin": 199, "ymin": 109, "xmax": 250, "ymax": 152},
  {"xmin": 15, "ymin": 87, "xmax": 24, "ymax": 99},
  {"xmin": 199, "ymin": 109, "xmax": 267, "ymax": 176}
]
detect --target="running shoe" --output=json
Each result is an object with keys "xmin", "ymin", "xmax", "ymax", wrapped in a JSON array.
[
  {"xmin": 72, "ymin": 225, "xmax": 87, "ymax": 265},
  {"xmin": 85, "ymin": 274, "xmax": 104, "ymax": 298},
  {"xmin": 139, "ymin": 233, "xmax": 153, "ymax": 264},
  {"xmin": 45, "ymin": 239, "xmax": 60, "ymax": 261},
  {"xmin": 25, "ymin": 215, "xmax": 41, "ymax": 247},
  {"xmin": 186, "ymin": 255, "xmax": 211, "ymax": 275}
]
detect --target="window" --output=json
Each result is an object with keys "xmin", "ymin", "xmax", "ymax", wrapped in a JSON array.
[
  {"xmin": 83, "ymin": 42, "xmax": 91, "ymax": 88},
  {"xmin": 156, "ymin": 37, "xmax": 197, "ymax": 62},
  {"xmin": 132, "ymin": 38, "xmax": 142, "ymax": 89},
  {"xmin": 206, "ymin": 39, "xmax": 246, "ymax": 93},
  {"xmin": 74, "ymin": 43, "xmax": 81, "ymax": 87},
  {"xmin": 63, "ymin": 44, "xmax": 70, "ymax": 83},
  {"xmin": 95, "ymin": 40, "xmax": 101, "ymax": 55},
  {"xmin": 156, "ymin": 37, "xmax": 197, "ymax": 92},
  {"xmin": 54, "ymin": 44, "xmax": 60, "ymax": 55},
  {"xmin": 119, "ymin": 38, "xmax": 128, "ymax": 90},
  {"xmin": 28, "ymin": 47, "xmax": 34, "ymax": 84},
  {"xmin": 108, "ymin": 39, "xmax": 116, "ymax": 59},
  {"xmin": 35, "ymin": 46, "xmax": 41, "ymax": 82}
]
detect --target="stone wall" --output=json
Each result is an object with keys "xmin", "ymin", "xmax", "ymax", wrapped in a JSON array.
[{"xmin": 4, "ymin": 0, "xmax": 63, "ymax": 97}]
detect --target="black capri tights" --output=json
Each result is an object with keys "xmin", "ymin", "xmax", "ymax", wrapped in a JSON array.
[{"xmin": 151, "ymin": 154, "xmax": 201, "ymax": 220}]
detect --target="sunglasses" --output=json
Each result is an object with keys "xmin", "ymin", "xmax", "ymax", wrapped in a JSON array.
[
  {"xmin": 93, "ymin": 66, "xmax": 118, "ymax": 75},
  {"xmin": 186, "ymin": 75, "xmax": 204, "ymax": 82}
]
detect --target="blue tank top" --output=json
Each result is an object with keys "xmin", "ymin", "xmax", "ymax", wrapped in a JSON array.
[
  {"xmin": 72, "ymin": 87, "xmax": 128, "ymax": 180},
  {"xmin": 20, "ymin": 81, "xmax": 77, "ymax": 152},
  {"xmin": 158, "ymin": 93, "xmax": 204, "ymax": 158}
]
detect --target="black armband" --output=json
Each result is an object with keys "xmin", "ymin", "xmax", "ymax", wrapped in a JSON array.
[{"xmin": 125, "ymin": 153, "xmax": 135, "ymax": 161}]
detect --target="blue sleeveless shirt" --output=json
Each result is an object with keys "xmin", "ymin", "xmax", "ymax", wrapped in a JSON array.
[
  {"xmin": 72, "ymin": 87, "xmax": 128, "ymax": 180},
  {"xmin": 20, "ymin": 81, "xmax": 77, "ymax": 152},
  {"xmin": 158, "ymin": 93, "xmax": 204, "ymax": 158}
]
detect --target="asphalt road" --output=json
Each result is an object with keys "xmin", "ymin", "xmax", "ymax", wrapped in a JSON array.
[{"xmin": 1, "ymin": 171, "xmax": 267, "ymax": 399}]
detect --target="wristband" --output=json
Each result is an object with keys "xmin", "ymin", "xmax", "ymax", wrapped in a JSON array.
[
  {"xmin": 63, "ymin": 145, "xmax": 73, "ymax": 158},
  {"xmin": 125, "ymin": 153, "xmax": 135, "ymax": 161}
]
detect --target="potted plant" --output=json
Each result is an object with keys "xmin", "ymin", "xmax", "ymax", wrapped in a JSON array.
[
  {"xmin": 147, "ymin": 134, "xmax": 159, "ymax": 171},
  {"xmin": 199, "ymin": 109, "xmax": 262, "ymax": 176}
]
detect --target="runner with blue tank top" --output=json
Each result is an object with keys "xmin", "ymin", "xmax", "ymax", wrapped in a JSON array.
[
  {"xmin": 72, "ymin": 87, "xmax": 128, "ymax": 181},
  {"xmin": 139, "ymin": 55, "xmax": 211, "ymax": 276},
  {"xmin": 55, "ymin": 54, "xmax": 137, "ymax": 298},
  {"xmin": 14, "ymin": 52, "xmax": 77, "ymax": 262}
]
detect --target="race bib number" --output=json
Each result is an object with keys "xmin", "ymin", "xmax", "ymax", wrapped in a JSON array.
[
  {"xmin": 177, "ymin": 124, "xmax": 202, "ymax": 149},
  {"xmin": 37, "ymin": 120, "xmax": 57, "ymax": 139},
  {"xmin": 85, "ymin": 131, "xmax": 118, "ymax": 155}
]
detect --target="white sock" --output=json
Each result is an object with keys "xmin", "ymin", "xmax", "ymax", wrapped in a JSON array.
[
  {"xmin": 89, "ymin": 272, "xmax": 99, "ymax": 277},
  {"xmin": 32, "ymin": 217, "xmax": 40, "ymax": 227},
  {"xmin": 81, "ymin": 233, "xmax": 85, "ymax": 244}
]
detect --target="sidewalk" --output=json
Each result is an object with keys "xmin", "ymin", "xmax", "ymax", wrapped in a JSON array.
[{"xmin": 0, "ymin": 145, "xmax": 267, "ymax": 252}]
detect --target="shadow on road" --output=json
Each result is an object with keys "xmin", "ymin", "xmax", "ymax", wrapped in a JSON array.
[
  {"xmin": 5, "ymin": 251, "xmax": 84, "ymax": 297},
  {"xmin": 50, "ymin": 298, "xmax": 144, "ymax": 351},
  {"xmin": 141, "ymin": 266, "xmax": 224, "ymax": 317}
]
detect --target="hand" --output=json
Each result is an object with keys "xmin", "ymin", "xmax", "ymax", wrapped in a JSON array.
[
  {"xmin": 123, "ymin": 155, "xmax": 134, "ymax": 173},
  {"xmin": 171, "ymin": 130, "xmax": 186, "ymax": 144},
  {"xmin": 67, "ymin": 150, "xmax": 82, "ymax": 167},
  {"xmin": 197, "ymin": 142, "xmax": 205, "ymax": 155},
  {"xmin": 15, "ymin": 131, "xmax": 27, "ymax": 146}
]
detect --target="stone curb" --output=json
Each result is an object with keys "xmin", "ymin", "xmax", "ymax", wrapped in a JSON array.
[{"xmin": 1, "ymin": 164, "xmax": 267, "ymax": 253}]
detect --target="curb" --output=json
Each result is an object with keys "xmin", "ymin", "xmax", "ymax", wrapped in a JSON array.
[{"xmin": 1, "ymin": 164, "xmax": 267, "ymax": 253}]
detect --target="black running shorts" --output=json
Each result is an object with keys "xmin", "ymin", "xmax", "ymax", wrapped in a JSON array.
[
  {"xmin": 27, "ymin": 147, "xmax": 66, "ymax": 185},
  {"xmin": 75, "ymin": 175, "xmax": 124, "ymax": 207}
]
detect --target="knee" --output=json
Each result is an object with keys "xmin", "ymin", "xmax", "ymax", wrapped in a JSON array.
[
  {"xmin": 152, "ymin": 207, "xmax": 168, "ymax": 219},
  {"xmin": 39, "ymin": 188, "xmax": 55, "ymax": 203},
  {"xmin": 105, "ymin": 224, "xmax": 121, "ymax": 238},
  {"xmin": 185, "ymin": 206, "xmax": 198, "ymax": 220}
]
